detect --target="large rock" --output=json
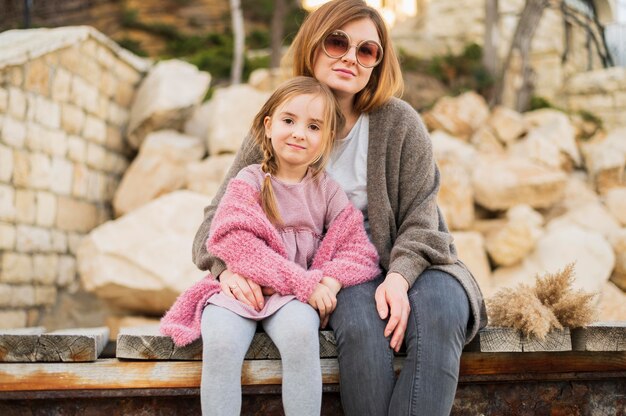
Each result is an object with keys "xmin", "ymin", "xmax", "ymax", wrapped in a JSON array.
[
  {"xmin": 423, "ymin": 91, "xmax": 489, "ymax": 141},
  {"xmin": 609, "ymin": 229, "xmax": 626, "ymax": 292},
  {"xmin": 186, "ymin": 154, "xmax": 236, "ymax": 199},
  {"xmin": 487, "ymin": 106, "xmax": 526, "ymax": 145},
  {"xmin": 451, "ymin": 231, "xmax": 492, "ymax": 295},
  {"xmin": 431, "ymin": 130, "xmax": 477, "ymax": 170},
  {"xmin": 485, "ymin": 205, "xmax": 543, "ymax": 267},
  {"xmin": 546, "ymin": 201, "xmax": 621, "ymax": 240},
  {"xmin": 437, "ymin": 159, "xmax": 474, "ymax": 230},
  {"xmin": 508, "ymin": 134, "xmax": 564, "ymax": 170},
  {"xmin": 206, "ymin": 84, "xmax": 270, "ymax": 155},
  {"xmin": 491, "ymin": 224, "xmax": 615, "ymax": 295},
  {"xmin": 604, "ymin": 187, "xmax": 626, "ymax": 226},
  {"xmin": 596, "ymin": 281, "xmax": 626, "ymax": 321},
  {"xmin": 113, "ymin": 130, "xmax": 205, "ymax": 217},
  {"xmin": 184, "ymin": 101, "xmax": 212, "ymax": 141},
  {"xmin": 127, "ymin": 60, "xmax": 211, "ymax": 149},
  {"xmin": 77, "ymin": 191, "xmax": 211, "ymax": 314},
  {"xmin": 470, "ymin": 126, "xmax": 506, "ymax": 154},
  {"xmin": 472, "ymin": 155, "xmax": 567, "ymax": 211},
  {"xmin": 580, "ymin": 135, "xmax": 625, "ymax": 194},
  {"xmin": 522, "ymin": 110, "xmax": 581, "ymax": 167}
]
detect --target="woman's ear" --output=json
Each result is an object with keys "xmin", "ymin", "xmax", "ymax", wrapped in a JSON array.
[{"xmin": 263, "ymin": 116, "xmax": 272, "ymax": 138}]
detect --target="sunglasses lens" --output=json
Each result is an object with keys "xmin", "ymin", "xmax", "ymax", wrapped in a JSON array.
[
  {"xmin": 323, "ymin": 32, "xmax": 350, "ymax": 58},
  {"xmin": 357, "ymin": 41, "xmax": 382, "ymax": 67}
]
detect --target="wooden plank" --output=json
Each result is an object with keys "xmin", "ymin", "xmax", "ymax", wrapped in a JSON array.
[
  {"xmin": 0, "ymin": 327, "xmax": 46, "ymax": 362},
  {"xmin": 36, "ymin": 327, "xmax": 110, "ymax": 362},
  {"xmin": 477, "ymin": 327, "xmax": 572, "ymax": 352},
  {"xmin": 1, "ymin": 352, "xmax": 625, "ymax": 392},
  {"xmin": 117, "ymin": 325, "xmax": 339, "ymax": 360},
  {"xmin": 571, "ymin": 322, "xmax": 626, "ymax": 351}
]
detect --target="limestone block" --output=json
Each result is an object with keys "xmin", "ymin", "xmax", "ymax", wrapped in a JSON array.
[
  {"xmin": 61, "ymin": 103, "xmax": 85, "ymax": 135},
  {"xmin": 34, "ymin": 96, "xmax": 61, "ymax": 129},
  {"xmin": 33, "ymin": 254, "xmax": 59, "ymax": 285},
  {"xmin": 50, "ymin": 229, "xmax": 68, "ymax": 253},
  {"xmin": 596, "ymin": 282, "xmax": 626, "ymax": 321},
  {"xmin": 70, "ymin": 76, "xmax": 99, "ymax": 115},
  {"xmin": 77, "ymin": 191, "xmax": 211, "ymax": 314},
  {"xmin": 605, "ymin": 187, "xmax": 626, "ymax": 225},
  {"xmin": 72, "ymin": 164, "xmax": 89, "ymax": 198},
  {"xmin": 57, "ymin": 255, "xmax": 77, "ymax": 287},
  {"xmin": 584, "ymin": 137, "xmax": 624, "ymax": 193},
  {"xmin": 67, "ymin": 233, "xmax": 84, "ymax": 256},
  {"xmin": 56, "ymin": 196, "xmax": 100, "ymax": 233},
  {"xmin": 83, "ymin": 115, "xmax": 107, "ymax": 144},
  {"xmin": 96, "ymin": 46, "xmax": 115, "ymax": 70},
  {"xmin": 492, "ymin": 224, "xmax": 614, "ymax": 295},
  {"xmin": 25, "ymin": 58, "xmax": 51, "ymax": 96},
  {"xmin": 603, "ymin": 127, "xmax": 626, "ymax": 157},
  {"xmin": 15, "ymin": 189, "xmax": 36, "ymax": 224},
  {"xmin": 423, "ymin": 91, "xmax": 489, "ymax": 141},
  {"xmin": 0, "ymin": 143, "xmax": 13, "ymax": 182},
  {"xmin": 0, "ymin": 310, "xmax": 27, "ymax": 329},
  {"xmin": 114, "ymin": 60, "xmax": 142, "ymax": 86},
  {"xmin": 103, "ymin": 151, "xmax": 129, "ymax": 175},
  {"xmin": 522, "ymin": 110, "xmax": 581, "ymax": 167},
  {"xmin": 99, "ymin": 71, "xmax": 117, "ymax": 98},
  {"xmin": 184, "ymin": 101, "xmax": 212, "ymax": 141},
  {"xmin": 36, "ymin": 191, "xmax": 57, "ymax": 227},
  {"xmin": 16, "ymin": 225, "xmax": 52, "ymax": 252},
  {"xmin": 186, "ymin": 154, "xmax": 236, "ymax": 198},
  {"xmin": 86, "ymin": 143, "xmax": 106, "ymax": 170},
  {"xmin": 0, "ymin": 223, "xmax": 16, "ymax": 250},
  {"xmin": 548, "ymin": 202, "xmax": 621, "ymax": 240},
  {"xmin": 487, "ymin": 106, "xmax": 526, "ymax": 144},
  {"xmin": 0, "ymin": 184, "xmax": 16, "ymax": 221},
  {"xmin": 114, "ymin": 130, "xmax": 205, "ymax": 216},
  {"xmin": 609, "ymin": 229, "xmax": 626, "ymax": 291},
  {"xmin": 67, "ymin": 135, "xmax": 86, "ymax": 163},
  {"xmin": 248, "ymin": 67, "xmax": 290, "ymax": 92},
  {"xmin": 470, "ymin": 126, "xmax": 505, "ymax": 154},
  {"xmin": 438, "ymin": 160, "xmax": 474, "ymax": 230},
  {"xmin": 106, "ymin": 125, "xmax": 125, "ymax": 152},
  {"xmin": 430, "ymin": 130, "xmax": 477, "ymax": 170},
  {"xmin": 35, "ymin": 285, "xmax": 57, "ymax": 306},
  {"xmin": 508, "ymin": 134, "xmax": 563, "ymax": 170},
  {"xmin": 0, "ymin": 284, "xmax": 35, "ymax": 308},
  {"xmin": 114, "ymin": 81, "xmax": 136, "ymax": 108},
  {"xmin": 50, "ymin": 157, "xmax": 73, "ymax": 196},
  {"xmin": 472, "ymin": 155, "xmax": 567, "ymax": 211},
  {"xmin": 14, "ymin": 152, "xmax": 52, "ymax": 190},
  {"xmin": 205, "ymin": 84, "xmax": 270, "ymax": 155},
  {"xmin": 0, "ymin": 87, "xmax": 7, "ymax": 112},
  {"xmin": 8, "ymin": 87, "xmax": 26, "ymax": 120},
  {"xmin": 127, "ymin": 60, "xmax": 210, "ymax": 149},
  {"xmin": 52, "ymin": 67, "xmax": 72, "ymax": 102},
  {"xmin": 0, "ymin": 252, "xmax": 33, "ymax": 283},
  {"xmin": 486, "ymin": 221, "xmax": 536, "ymax": 267},
  {"xmin": 2, "ymin": 116, "xmax": 27, "ymax": 148},
  {"xmin": 451, "ymin": 231, "xmax": 492, "ymax": 294},
  {"xmin": 107, "ymin": 102, "xmax": 130, "ymax": 128}
]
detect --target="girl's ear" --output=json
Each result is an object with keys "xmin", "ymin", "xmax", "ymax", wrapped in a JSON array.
[{"xmin": 263, "ymin": 116, "xmax": 272, "ymax": 138}]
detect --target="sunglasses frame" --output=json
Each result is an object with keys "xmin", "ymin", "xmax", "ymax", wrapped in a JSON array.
[{"xmin": 321, "ymin": 30, "xmax": 384, "ymax": 68}]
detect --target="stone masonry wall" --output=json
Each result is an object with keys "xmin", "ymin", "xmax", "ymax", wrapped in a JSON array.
[
  {"xmin": 562, "ymin": 66, "xmax": 626, "ymax": 130},
  {"xmin": 0, "ymin": 27, "xmax": 148, "ymax": 328}
]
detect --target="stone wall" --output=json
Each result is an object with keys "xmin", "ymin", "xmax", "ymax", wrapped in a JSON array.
[
  {"xmin": 393, "ymin": 0, "xmax": 610, "ymax": 103},
  {"xmin": 0, "ymin": 27, "xmax": 149, "ymax": 328},
  {"xmin": 562, "ymin": 66, "xmax": 626, "ymax": 130}
]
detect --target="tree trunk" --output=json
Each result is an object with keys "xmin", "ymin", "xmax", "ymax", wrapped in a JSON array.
[
  {"xmin": 483, "ymin": 0, "xmax": 499, "ymax": 77},
  {"xmin": 271, "ymin": 0, "xmax": 287, "ymax": 69},
  {"xmin": 496, "ymin": 0, "xmax": 551, "ymax": 111},
  {"xmin": 230, "ymin": 0, "xmax": 245, "ymax": 84}
]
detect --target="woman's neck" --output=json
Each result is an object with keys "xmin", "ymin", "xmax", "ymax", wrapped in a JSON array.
[{"xmin": 337, "ymin": 94, "xmax": 360, "ymax": 139}]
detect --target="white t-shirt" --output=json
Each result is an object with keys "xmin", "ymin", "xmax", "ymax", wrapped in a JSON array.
[{"xmin": 326, "ymin": 113, "xmax": 370, "ymax": 234}]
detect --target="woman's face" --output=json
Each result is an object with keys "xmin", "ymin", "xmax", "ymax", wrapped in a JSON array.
[{"xmin": 313, "ymin": 18, "xmax": 380, "ymax": 100}]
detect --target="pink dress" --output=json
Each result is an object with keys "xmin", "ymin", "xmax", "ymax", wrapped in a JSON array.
[{"xmin": 206, "ymin": 164, "xmax": 350, "ymax": 320}]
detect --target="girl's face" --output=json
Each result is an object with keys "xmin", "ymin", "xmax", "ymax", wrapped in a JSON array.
[
  {"xmin": 313, "ymin": 18, "xmax": 380, "ymax": 101},
  {"xmin": 264, "ymin": 93, "xmax": 326, "ymax": 175}
]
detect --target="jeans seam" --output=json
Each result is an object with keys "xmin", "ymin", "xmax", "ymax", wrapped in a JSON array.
[{"xmin": 407, "ymin": 291, "xmax": 421, "ymax": 416}]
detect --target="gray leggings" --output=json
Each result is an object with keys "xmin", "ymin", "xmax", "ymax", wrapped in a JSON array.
[{"xmin": 200, "ymin": 300, "xmax": 321, "ymax": 416}]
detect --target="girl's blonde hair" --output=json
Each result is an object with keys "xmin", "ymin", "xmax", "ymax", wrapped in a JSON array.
[
  {"xmin": 250, "ymin": 76, "xmax": 344, "ymax": 225},
  {"xmin": 285, "ymin": 0, "xmax": 404, "ymax": 114}
]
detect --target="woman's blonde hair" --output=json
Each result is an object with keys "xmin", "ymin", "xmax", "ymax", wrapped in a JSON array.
[
  {"xmin": 285, "ymin": 0, "xmax": 404, "ymax": 113},
  {"xmin": 250, "ymin": 76, "xmax": 344, "ymax": 225}
]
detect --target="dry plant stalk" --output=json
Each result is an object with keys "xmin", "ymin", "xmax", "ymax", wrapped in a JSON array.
[{"xmin": 487, "ymin": 263, "xmax": 597, "ymax": 340}]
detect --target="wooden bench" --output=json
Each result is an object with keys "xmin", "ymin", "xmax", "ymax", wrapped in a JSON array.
[{"xmin": 0, "ymin": 323, "xmax": 625, "ymax": 415}]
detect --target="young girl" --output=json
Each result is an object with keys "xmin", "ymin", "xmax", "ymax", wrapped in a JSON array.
[{"xmin": 160, "ymin": 76, "xmax": 381, "ymax": 416}]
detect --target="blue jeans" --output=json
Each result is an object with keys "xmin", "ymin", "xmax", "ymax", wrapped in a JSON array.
[{"xmin": 329, "ymin": 269, "xmax": 470, "ymax": 416}]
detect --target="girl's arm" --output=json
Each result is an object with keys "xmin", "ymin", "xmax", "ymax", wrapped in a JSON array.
[{"xmin": 191, "ymin": 133, "xmax": 262, "ymax": 274}]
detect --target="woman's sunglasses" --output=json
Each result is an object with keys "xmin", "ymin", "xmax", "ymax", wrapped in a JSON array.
[{"xmin": 321, "ymin": 30, "xmax": 384, "ymax": 68}]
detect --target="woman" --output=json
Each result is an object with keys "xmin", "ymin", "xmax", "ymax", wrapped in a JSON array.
[{"xmin": 191, "ymin": 1, "xmax": 487, "ymax": 414}]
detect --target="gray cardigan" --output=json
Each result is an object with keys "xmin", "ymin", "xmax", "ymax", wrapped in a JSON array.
[{"xmin": 192, "ymin": 97, "xmax": 488, "ymax": 343}]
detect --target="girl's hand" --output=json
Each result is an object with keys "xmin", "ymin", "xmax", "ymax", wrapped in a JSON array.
[
  {"xmin": 308, "ymin": 283, "xmax": 337, "ymax": 329},
  {"xmin": 218, "ymin": 269, "xmax": 265, "ymax": 311},
  {"xmin": 321, "ymin": 276, "xmax": 342, "ymax": 296},
  {"xmin": 374, "ymin": 272, "xmax": 410, "ymax": 352}
]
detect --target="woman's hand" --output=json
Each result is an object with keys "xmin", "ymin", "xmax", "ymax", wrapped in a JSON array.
[
  {"xmin": 218, "ymin": 268, "xmax": 265, "ymax": 311},
  {"xmin": 375, "ymin": 272, "xmax": 410, "ymax": 352},
  {"xmin": 308, "ymin": 283, "xmax": 337, "ymax": 329}
]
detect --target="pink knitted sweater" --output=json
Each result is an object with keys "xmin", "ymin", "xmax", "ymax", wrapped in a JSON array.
[{"xmin": 160, "ymin": 177, "xmax": 380, "ymax": 347}]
